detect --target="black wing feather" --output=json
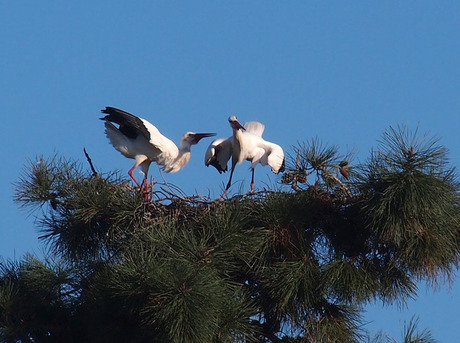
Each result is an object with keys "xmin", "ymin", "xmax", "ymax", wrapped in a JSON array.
[
  {"xmin": 100, "ymin": 107, "xmax": 151, "ymax": 141},
  {"xmin": 207, "ymin": 144, "xmax": 228, "ymax": 174}
]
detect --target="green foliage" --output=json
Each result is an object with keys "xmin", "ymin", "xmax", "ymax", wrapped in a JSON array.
[
  {"xmin": 0, "ymin": 255, "xmax": 78, "ymax": 343},
  {"xmin": 360, "ymin": 126, "xmax": 459, "ymax": 281},
  {"xmin": 367, "ymin": 316, "xmax": 438, "ymax": 343},
  {"xmin": 14, "ymin": 155, "xmax": 142, "ymax": 261},
  {"xmin": 4, "ymin": 126, "xmax": 459, "ymax": 342}
]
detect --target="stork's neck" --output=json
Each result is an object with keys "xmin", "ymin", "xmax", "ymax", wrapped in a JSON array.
[
  {"xmin": 166, "ymin": 143, "xmax": 192, "ymax": 173},
  {"xmin": 233, "ymin": 128, "xmax": 245, "ymax": 164}
]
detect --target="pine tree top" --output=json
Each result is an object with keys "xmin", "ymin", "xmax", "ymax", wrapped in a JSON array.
[{"xmin": 4, "ymin": 126, "xmax": 458, "ymax": 343}]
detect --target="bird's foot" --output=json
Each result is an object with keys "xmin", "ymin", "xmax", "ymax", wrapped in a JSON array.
[
  {"xmin": 218, "ymin": 190, "xmax": 228, "ymax": 201},
  {"xmin": 249, "ymin": 184, "xmax": 255, "ymax": 199}
]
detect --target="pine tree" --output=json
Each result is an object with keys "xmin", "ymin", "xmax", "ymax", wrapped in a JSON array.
[{"xmin": 1, "ymin": 126, "xmax": 458, "ymax": 343}]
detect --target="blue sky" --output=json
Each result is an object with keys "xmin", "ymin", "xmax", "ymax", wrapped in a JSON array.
[{"xmin": 1, "ymin": 1, "xmax": 459, "ymax": 341}]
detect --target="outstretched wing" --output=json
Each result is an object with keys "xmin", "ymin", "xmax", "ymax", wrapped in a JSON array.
[
  {"xmin": 243, "ymin": 121, "xmax": 265, "ymax": 137},
  {"xmin": 100, "ymin": 107, "xmax": 151, "ymax": 141},
  {"xmin": 243, "ymin": 134, "xmax": 285, "ymax": 174},
  {"xmin": 205, "ymin": 137, "xmax": 233, "ymax": 173},
  {"xmin": 101, "ymin": 106, "xmax": 180, "ymax": 166},
  {"xmin": 267, "ymin": 142, "xmax": 285, "ymax": 174}
]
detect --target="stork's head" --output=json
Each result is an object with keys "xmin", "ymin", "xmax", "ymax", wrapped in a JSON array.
[
  {"xmin": 181, "ymin": 132, "xmax": 216, "ymax": 147},
  {"xmin": 228, "ymin": 116, "xmax": 245, "ymax": 131}
]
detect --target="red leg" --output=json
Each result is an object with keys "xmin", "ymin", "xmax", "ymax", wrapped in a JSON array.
[
  {"xmin": 128, "ymin": 159, "xmax": 151, "ymax": 201},
  {"xmin": 220, "ymin": 163, "xmax": 236, "ymax": 200},
  {"xmin": 250, "ymin": 168, "xmax": 255, "ymax": 193},
  {"xmin": 142, "ymin": 174, "xmax": 150, "ymax": 201},
  {"xmin": 128, "ymin": 165, "xmax": 142, "ymax": 187}
]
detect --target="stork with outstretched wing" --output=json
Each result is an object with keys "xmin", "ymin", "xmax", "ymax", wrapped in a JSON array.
[{"xmin": 101, "ymin": 106, "xmax": 215, "ymax": 200}]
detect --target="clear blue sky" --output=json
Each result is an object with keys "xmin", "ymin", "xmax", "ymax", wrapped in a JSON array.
[{"xmin": 1, "ymin": 2, "xmax": 459, "ymax": 341}]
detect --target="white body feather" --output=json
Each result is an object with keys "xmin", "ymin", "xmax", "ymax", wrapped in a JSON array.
[
  {"xmin": 205, "ymin": 120, "xmax": 284, "ymax": 174},
  {"xmin": 101, "ymin": 106, "xmax": 215, "ymax": 200},
  {"xmin": 104, "ymin": 118, "xmax": 192, "ymax": 174}
]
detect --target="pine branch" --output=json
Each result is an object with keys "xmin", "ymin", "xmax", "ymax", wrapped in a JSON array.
[{"xmin": 8, "ymin": 123, "xmax": 456, "ymax": 343}]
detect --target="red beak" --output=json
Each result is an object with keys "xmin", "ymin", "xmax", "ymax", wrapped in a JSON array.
[{"xmin": 231, "ymin": 120, "xmax": 245, "ymax": 131}]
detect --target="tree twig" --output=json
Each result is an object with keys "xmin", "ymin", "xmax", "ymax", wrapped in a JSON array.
[{"xmin": 83, "ymin": 148, "xmax": 98, "ymax": 177}]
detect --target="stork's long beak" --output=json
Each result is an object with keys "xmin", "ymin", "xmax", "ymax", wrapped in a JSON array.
[
  {"xmin": 231, "ymin": 120, "xmax": 246, "ymax": 131},
  {"xmin": 193, "ymin": 133, "xmax": 216, "ymax": 144}
]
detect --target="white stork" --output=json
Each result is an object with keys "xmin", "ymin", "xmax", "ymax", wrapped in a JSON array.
[
  {"xmin": 101, "ymin": 106, "xmax": 215, "ymax": 200},
  {"xmin": 205, "ymin": 116, "xmax": 285, "ymax": 199}
]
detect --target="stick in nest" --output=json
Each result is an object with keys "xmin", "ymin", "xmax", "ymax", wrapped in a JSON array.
[{"xmin": 83, "ymin": 148, "xmax": 98, "ymax": 177}]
